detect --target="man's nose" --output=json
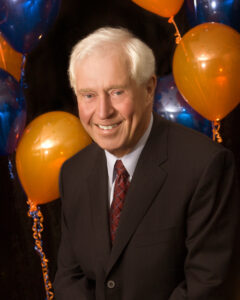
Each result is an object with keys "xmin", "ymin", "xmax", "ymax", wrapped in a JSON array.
[{"xmin": 97, "ymin": 94, "xmax": 114, "ymax": 119}]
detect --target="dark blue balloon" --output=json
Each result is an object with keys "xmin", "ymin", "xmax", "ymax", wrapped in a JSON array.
[
  {"xmin": 0, "ymin": 0, "xmax": 61, "ymax": 54},
  {"xmin": 0, "ymin": 69, "xmax": 26, "ymax": 155},
  {"xmin": 185, "ymin": 0, "xmax": 240, "ymax": 32},
  {"xmin": 154, "ymin": 74, "xmax": 212, "ymax": 138}
]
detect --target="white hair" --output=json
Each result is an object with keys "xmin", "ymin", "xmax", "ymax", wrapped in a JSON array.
[{"xmin": 68, "ymin": 27, "xmax": 156, "ymax": 93}]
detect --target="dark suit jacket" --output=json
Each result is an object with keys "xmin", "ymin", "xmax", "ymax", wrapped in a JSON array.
[{"xmin": 53, "ymin": 114, "xmax": 239, "ymax": 300}]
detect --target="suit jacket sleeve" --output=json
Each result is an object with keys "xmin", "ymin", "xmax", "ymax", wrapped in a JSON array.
[
  {"xmin": 169, "ymin": 148, "xmax": 239, "ymax": 300},
  {"xmin": 53, "ymin": 167, "xmax": 95, "ymax": 300}
]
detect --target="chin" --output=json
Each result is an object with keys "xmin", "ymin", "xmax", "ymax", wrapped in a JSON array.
[
  {"xmin": 103, "ymin": 145, "xmax": 122, "ymax": 155},
  {"xmin": 96, "ymin": 139, "xmax": 122, "ymax": 153},
  {"xmin": 103, "ymin": 146, "xmax": 118, "ymax": 154}
]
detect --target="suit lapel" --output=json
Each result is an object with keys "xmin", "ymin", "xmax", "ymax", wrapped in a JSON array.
[
  {"xmin": 87, "ymin": 147, "xmax": 111, "ymax": 269},
  {"xmin": 105, "ymin": 115, "xmax": 169, "ymax": 277}
]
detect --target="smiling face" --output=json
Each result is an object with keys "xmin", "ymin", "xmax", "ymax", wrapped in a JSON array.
[{"xmin": 75, "ymin": 47, "xmax": 156, "ymax": 157}]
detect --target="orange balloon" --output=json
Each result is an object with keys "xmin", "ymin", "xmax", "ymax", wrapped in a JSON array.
[
  {"xmin": 16, "ymin": 111, "xmax": 92, "ymax": 205},
  {"xmin": 132, "ymin": 0, "xmax": 184, "ymax": 18},
  {"xmin": 0, "ymin": 34, "xmax": 23, "ymax": 81},
  {"xmin": 173, "ymin": 23, "xmax": 240, "ymax": 121}
]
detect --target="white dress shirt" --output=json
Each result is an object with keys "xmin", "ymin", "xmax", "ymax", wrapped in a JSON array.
[{"xmin": 105, "ymin": 114, "xmax": 153, "ymax": 206}]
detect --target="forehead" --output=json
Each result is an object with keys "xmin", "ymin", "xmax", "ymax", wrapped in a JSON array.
[{"xmin": 75, "ymin": 47, "xmax": 131, "ymax": 88}]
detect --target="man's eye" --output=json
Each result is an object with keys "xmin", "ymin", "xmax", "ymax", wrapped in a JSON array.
[
  {"xmin": 113, "ymin": 90, "xmax": 124, "ymax": 96},
  {"xmin": 82, "ymin": 93, "xmax": 95, "ymax": 100}
]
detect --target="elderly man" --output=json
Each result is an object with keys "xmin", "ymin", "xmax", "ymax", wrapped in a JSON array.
[{"xmin": 53, "ymin": 27, "xmax": 239, "ymax": 300}]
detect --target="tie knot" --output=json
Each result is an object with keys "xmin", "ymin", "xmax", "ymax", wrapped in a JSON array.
[{"xmin": 115, "ymin": 160, "xmax": 129, "ymax": 178}]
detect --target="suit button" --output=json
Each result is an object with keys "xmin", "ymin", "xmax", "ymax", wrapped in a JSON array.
[{"xmin": 107, "ymin": 280, "xmax": 115, "ymax": 289}]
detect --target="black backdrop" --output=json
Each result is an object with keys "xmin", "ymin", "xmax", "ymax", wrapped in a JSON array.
[{"xmin": 0, "ymin": 0, "xmax": 240, "ymax": 299}]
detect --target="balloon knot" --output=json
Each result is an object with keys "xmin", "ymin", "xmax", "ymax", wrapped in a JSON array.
[
  {"xmin": 27, "ymin": 198, "xmax": 38, "ymax": 214},
  {"xmin": 212, "ymin": 120, "xmax": 223, "ymax": 143},
  {"xmin": 168, "ymin": 16, "xmax": 181, "ymax": 44}
]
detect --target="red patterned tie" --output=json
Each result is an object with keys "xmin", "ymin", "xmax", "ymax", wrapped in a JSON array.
[{"xmin": 110, "ymin": 160, "xmax": 130, "ymax": 243}]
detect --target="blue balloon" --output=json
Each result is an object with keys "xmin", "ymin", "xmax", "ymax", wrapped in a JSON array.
[
  {"xmin": 0, "ymin": 0, "xmax": 61, "ymax": 54},
  {"xmin": 154, "ymin": 74, "xmax": 212, "ymax": 138},
  {"xmin": 185, "ymin": 0, "xmax": 240, "ymax": 32},
  {"xmin": 0, "ymin": 69, "xmax": 26, "ymax": 155}
]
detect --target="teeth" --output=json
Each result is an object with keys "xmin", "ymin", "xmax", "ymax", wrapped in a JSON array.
[{"xmin": 98, "ymin": 124, "xmax": 118, "ymax": 130}]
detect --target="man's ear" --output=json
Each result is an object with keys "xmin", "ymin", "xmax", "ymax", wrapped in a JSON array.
[{"xmin": 146, "ymin": 75, "xmax": 157, "ymax": 104}]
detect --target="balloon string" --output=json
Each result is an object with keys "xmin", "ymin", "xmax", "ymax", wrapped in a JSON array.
[
  {"xmin": 20, "ymin": 55, "xmax": 26, "ymax": 88},
  {"xmin": 27, "ymin": 199, "xmax": 54, "ymax": 300},
  {"xmin": 8, "ymin": 157, "xmax": 15, "ymax": 180},
  {"xmin": 168, "ymin": 16, "xmax": 182, "ymax": 44},
  {"xmin": 212, "ymin": 120, "xmax": 223, "ymax": 143}
]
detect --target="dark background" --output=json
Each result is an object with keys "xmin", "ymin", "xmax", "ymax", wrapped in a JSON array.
[{"xmin": 1, "ymin": 0, "xmax": 240, "ymax": 299}]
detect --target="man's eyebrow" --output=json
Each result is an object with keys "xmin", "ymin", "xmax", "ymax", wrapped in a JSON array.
[
  {"xmin": 107, "ymin": 85, "xmax": 128, "ymax": 90},
  {"xmin": 77, "ymin": 85, "xmax": 128, "ymax": 94},
  {"xmin": 77, "ymin": 88, "xmax": 94, "ymax": 94}
]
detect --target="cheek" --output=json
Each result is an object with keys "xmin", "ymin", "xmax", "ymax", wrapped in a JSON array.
[
  {"xmin": 78, "ymin": 103, "xmax": 93, "ymax": 125},
  {"xmin": 116, "ymin": 100, "xmax": 135, "ymax": 120}
]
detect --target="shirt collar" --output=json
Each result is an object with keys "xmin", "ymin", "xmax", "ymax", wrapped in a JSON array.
[{"xmin": 105, "ymin": 114, "xmax": 153, "ymax": 184}]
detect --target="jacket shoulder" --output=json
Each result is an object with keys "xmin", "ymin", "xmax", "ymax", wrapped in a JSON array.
[
  {"xmin": 61, "ymin": 142, "xmax": 101, "ymax": 179},
  {"xmin": 155, "ymin": 115, "xmax": 225, "ymax": 153},
  {"xmin": 153, "ymin": 115, "xmax": 233, "ymax": 170}
]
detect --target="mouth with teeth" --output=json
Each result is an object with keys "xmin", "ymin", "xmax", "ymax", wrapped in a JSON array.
[{"xmin": 96, "ymin": 122, "xmax": 121, "ymax": 130}]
